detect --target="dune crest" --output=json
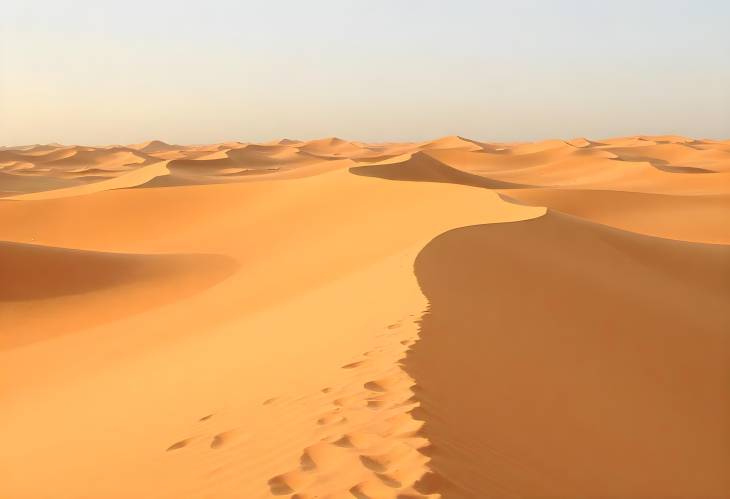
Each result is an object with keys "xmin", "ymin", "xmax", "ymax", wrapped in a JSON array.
[{"xmin": 129, "ymin": 139, "xmax": 182, "ymax": 153}]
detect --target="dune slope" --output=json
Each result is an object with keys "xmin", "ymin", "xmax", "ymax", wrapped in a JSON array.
[
  {"xmin": 501, "ymin": 188, "xmax": 730, "ymax": 244},
  {"xmin": 0, "ymin": 166, "xmax": 543, "ymax": 499},
  {"xmin": 408, "ymin": 212, "xmax": 730, "ymax": 498},
  {"xmin": 0, "ymin": 241, "xmax": 236, "ymax": 349}
]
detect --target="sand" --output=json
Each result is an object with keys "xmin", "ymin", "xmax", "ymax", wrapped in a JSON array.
[{"xmin": 0, "ymin": 136, "xmax": 728, "ymax": 498}]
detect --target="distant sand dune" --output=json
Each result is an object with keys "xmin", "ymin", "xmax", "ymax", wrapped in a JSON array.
[
  {"xmin": 502, "ymin": 188, "xmax": 730, "ymax": 244},
  {"xmin": 5, "ymin": 134, "xmax": 727, "ymax": 198},
  {"xmin": 128, "ymin": 139, "xmax": 183, "ymax": 153},
  {"xmin": 4, "ymin": 162, "xmax": 170, "ymax": 200},
  {"xmin": 351, "ymin": 151, "xmax": 529, "ymax": 189},
  {"xmin": 298, "ymin": 136, "xmax": 364, "ymax": 156}
]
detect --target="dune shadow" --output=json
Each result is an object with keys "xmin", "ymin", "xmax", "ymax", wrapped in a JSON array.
[
  {"xmin": 406, "ymin": 212, "xmax": 730, "ymax": 498},
  {"xmin": 0, "ymin": 241, "xmax": 235, "ymax": 302},
  {"xmin": 609, "ymin": 156, "xmax": 716, "ymax": 174},
  {"xmin": 349, "ymin": 152, "xmax": 530, "ymax": 190},
  {"xmin": 0, "ymin": 241, "xmax": 237, "ymax": 350}
]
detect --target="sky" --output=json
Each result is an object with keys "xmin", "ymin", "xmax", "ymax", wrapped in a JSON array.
[{"xmin": 1, "ymin": 0, "xmax": 729, "ymax": 145}]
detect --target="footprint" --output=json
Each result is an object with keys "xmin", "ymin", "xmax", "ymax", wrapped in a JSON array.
[
  {"xmin": 267, "ymin": 476, "xmax": 293, "ymax": 495},
  {"xmin": 349, "ymin": 487, "xmax": 370, "ymax": 499},
  {"xmin": 166, "ymin": 438, "xmax": 191, "ymax": 451},
  {"xmin": 268, "ymin": 471, "xmax": 312, "ymax": 495},
  {"xmin": 341, "ymin": 360, "xmax": 366, "ymax": 369},
  {"xmin": 317, "ymin": 413, "xmax": 346, "ymax": 426},
  {"xmin": 263, "ymin": 397, "xmax": 278, "ymax": 406},
  {"xmin": 300, "ymin": 450, "xmax": 317, "ymax": 471},
  {"xmin": 332, "ymin": 435, "xmax": 354, "ymax": 448},
  {"xmin": 199, "ymin": 414, "xmax": 213, "ymax": 422},
  {"xmin": 367, "ymin": 398, "xmax": 389, "ymax": 409},
  {"xmin": 210, "ymin": 430, "xmax": 236, "ymax": 449},
  {"xmin": 376, "ymin": 472, "xmax": 402, "ymax": 488},
  {"xmin": 387, "ymin": 323, "xmax": 401, "ymax": 330},
  {"xmin": 332, "ymin": 432, "xmax": 382, "ymax": 450},
  {"xmin": 299, "ymin": 442, "xmax": 344, "ymax": 472},
  {"xmin": 359, "ymin": 444, "xmax": 415, "ymax": 473},
  {"xmin": 360, "ymin": 454, "xmax": 388, "ymax": 472},
  {"xmin": 364, "ymin": 381, "xmax": 387, "ymax": 393},
  {"xmin": 365, "ymin": 374, "xmax": 407, "ymax": 393},
  {"xmin": 334, "ymin": 393, "xmax": 367, "ymax": 408},
  {"xmin": 349, "ymin": 478, "xmax": 396, "ymax": 498}
]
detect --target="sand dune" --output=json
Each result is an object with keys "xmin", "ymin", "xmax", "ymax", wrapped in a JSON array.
[
  {"xmin": 502, "ymin": 188, "xmax": 730, "ymax": 244},
  {"xmin": 418, "ymin": 135, "xmax": 485, "ymax": 152},
  {"xmin": 129, "ymin": 139, "xmax": 183, "ymax": 153},
  {"xmin": 299, "ymin": 137, "xmax": 364, "ymax": 157},
  {"xmin": 7, "ymin": 134, "xmax": 727, "ymax": 198},
  {"xmin": 409, "ymin": 212, "xmax": 730, "ymax": 498},
  {"xmin": 351, "ymin": 151, "xmax": 529, "ymax": 189},
  {"xmin": 0, "ymin": 241, "xmax": 236, "ymax": 349},
  {"xmin": 5, "ymin": 162, "xmax": 171, "ymax": 200},
  {"xmin": 0, "ymin": 135, "xmax": 727, "ymax": 499},
  {"xmin": 40, "ymin": 147, "xmax": 153, "ymax": 169},
  {"xmin": 426, "ymin": 142, "xmax": 730, "ymax": 194},
  {"xmin": 0, "ymin": 170, "xmax": 79, "ymax": 197}
]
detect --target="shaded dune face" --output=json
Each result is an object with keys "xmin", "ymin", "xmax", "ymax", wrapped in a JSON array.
[
  {"xmin": 0, "ymin": 241, "xmax": 236, "ymax": 349},
  {"xmin": 0, "ymin": 241, "xmax": 233, "ymax": 301},
  {"xmin": 350, "ymin": 151, "xmax": 529, "ymax": 189},
  {"xmin": 408, "ymin": 212, "xmax": 730, "ymax": 498},
  {"xmin": 502, "ymin": 189, "xmax": 730, "ymax": 244}
]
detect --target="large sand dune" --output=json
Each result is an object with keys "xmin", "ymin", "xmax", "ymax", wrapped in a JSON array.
[
  {"xmin": 0, "ymin": 136, "xmax": 727, "ymax": 498},
  {"xmin": 409, "ymin": 212, "xmax": 729, "ymax": 498}
]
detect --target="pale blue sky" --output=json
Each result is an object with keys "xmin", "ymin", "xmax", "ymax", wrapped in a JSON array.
[{"xmin": 1, "ymin": 0, "xmax": 728, "ymax": 145}]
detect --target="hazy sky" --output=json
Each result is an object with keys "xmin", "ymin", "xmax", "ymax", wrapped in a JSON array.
[{"xmin": 2, "ymin": 0, "xmax": 729, "ymax": 145}]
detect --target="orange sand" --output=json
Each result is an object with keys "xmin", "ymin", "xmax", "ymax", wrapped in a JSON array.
[{"xmin": 0, "ymin": 136, "xmax": 728, "ymax": 498}]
